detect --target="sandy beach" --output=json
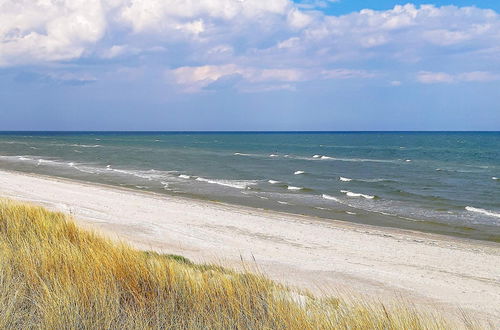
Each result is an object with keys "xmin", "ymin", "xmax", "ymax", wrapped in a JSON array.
[{"xmin": 0, "ymin": 169, "xmax": 498, "ymax": 324}]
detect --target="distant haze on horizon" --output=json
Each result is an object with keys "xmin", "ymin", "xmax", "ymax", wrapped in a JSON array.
[{"xmin": 1, "ymin": 0, "xmax": 499, "ymax": 131}]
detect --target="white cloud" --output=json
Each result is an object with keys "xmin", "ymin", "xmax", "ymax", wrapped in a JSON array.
[
  {"xmin": 417, "ymin": 71, "xmax": 500, "ymax": 84},
  {"xmin": 0, "ymin": 0, "xmax": 109, "ymax": 66},
  {"xmin": 169, "ymin": 64, "xmax": 305, "ymax": 93},
  {"xmin": 1, "ymin": 1, "xmax": 500, "ymax": 92},
  {"xmin": 169, "ymin": 65, "xmax": 375, "ymax": 92}
]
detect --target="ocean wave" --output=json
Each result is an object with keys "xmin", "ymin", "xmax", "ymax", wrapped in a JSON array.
[
  {"xmin": 322, "ymin": 194, "xmax": 340, "ymax": 202},
  {"xmin": 341, "ymin": 190, "xmax": 375, "ymax": 200},
  {"xmin": 465, "ymin": 206, "xmax": 500, "ymax": 218},
  {"xmin": 294, "ymin": 170, "xmax": 305, "ymax": 175},
  {"xmin": 179, "ymin": 174, "xmax": 191, "ymax": 179},
  {"xmin": 195, "ymin": 177, "xmax": 256, "ymax": 190},
  {"xmin": 18, "ymin": 156, "xmax": 33, "ymax": 161},
  {"xmin": 308, "ymin": 154, "xmax": 395, "ymax": 163},
  {"xmin": 269, "ymin": 154, "xmax": 278, "ymax": 157},
  {"xmin": 493, "ymin": 177, "xmax": 499, "ymax": 181},
  {"xmin": 234, "ymin": 152, "xmax": 252, "ymax": 156},
  {"xmin": 268, "ymin": 180, "xmax": 280, "ymax": 184},
  {"xmin": 37, "ymin": 159, "xmax": 55, "ymax": 165},
  {"xmin": 70, "ymin": 144, "xmax": 102, "ymax": 148},
  {"xmin": 287, "ymin": 186, "xmax": 302, "ymax": 191},
  {"xmin": 339, "ymin": 177, "xmax": 352, "ymax": 182},
  {"xmin": 277, "ymin": 201, "xmax": 291, "ymax": 205}
]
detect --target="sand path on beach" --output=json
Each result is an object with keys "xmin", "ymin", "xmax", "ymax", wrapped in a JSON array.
[{"xmin": 0, "ymin": 169, "xmax": 499, "ymax": 325}]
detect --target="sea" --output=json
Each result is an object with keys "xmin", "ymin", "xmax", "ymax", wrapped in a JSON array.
[{"xmin": 0, "ymin": 132, "xmax": 499, "ymax": 242}]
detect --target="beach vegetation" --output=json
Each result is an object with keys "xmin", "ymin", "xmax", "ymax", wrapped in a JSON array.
[{"xmin": 0, "ymin": 198, "xmax": 463, "ymax": 329}]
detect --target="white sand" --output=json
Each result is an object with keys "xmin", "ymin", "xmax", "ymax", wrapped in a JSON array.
[{"xmin": 0, "ymin": 169, "xmax": 499, "ymax": 324}]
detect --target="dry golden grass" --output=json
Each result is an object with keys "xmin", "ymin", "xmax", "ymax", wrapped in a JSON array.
[{"xmin": 0, "ymin": 198, "xmax": 460, "ymax": 329}]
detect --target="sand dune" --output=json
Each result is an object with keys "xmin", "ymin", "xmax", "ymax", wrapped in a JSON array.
[{"xmin": 0, "ymin": 169, "xmax": 498, "ymax": 324}]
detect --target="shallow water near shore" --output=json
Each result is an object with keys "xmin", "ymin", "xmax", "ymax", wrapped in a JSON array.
[{"xmin": 0, "ymin": 131, "xmax": 499, "ymax": 241}]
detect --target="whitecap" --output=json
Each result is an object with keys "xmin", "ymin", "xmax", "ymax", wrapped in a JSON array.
[
  {"xmin": 278, "ymin": 201, "xmax": 290, "ymax": 205},
  {"xmin": 346, "ymin": 211, "xmax": 357, "ymax": 215},
  {"xmin": 269, "ymin": 154, "xmax": 278, "ymax": 157},
  {"xmin": 493, "ymin": 177, "xmax": 499, "ymax": 181},
  {"xmin": 294, "ymin": 170, "xmax": 305, "ymax": 175},
  {"xmin": 18, "ymin": 156, "xmax": 33, "ymax": 161},
  {"xmin": 322, "ymin": 194, "xmax": 340, "ymax": 202},
  {"xmin": 68, "ymin": 162, "xmax": 76, "ymax": 167},
  {"xmin": 71, "ymin": 144, "xmax": 101, "ymax": 148},
  {"xmin": 234, "ymin": 152, "xmax": 251, "ymax": 156},
  {"xmin": 465, "ymin": 206, "xmax": 500, "ymax": 218},
  {"xmin": 405, "ymin": 159, "xmax": 412, "ymax": 162},
  {"xmin": 312, "ymin": 155, "xmax": 321, "ymax": 158},
  {"xmin": 37, "ymin": 159, "xmax": 54, "ymax": 165},
  {"xmin": 339, "ymin": 177, "xmax": 352, "ymax": 182},
  {"xmin": 179, "ymin": 175, "xmax": 191, "ymax": 179},
  {"xmin": 195, "ymin": 177, "xmax": 255, "ymax": 190},
  {"xmin": 268, "ymin": 180, "xmax": 280, "ymax": 184},
  {"xmin": 287, "ymin": 186, "xmax": 302, "ymax": 191},
  {"xmin": 341, "ymin": 190, "xmax": 375, "ymax": 200},
  {"xmin": 321, "ymin": 156, "xmax": 332, "ymax": 160}
]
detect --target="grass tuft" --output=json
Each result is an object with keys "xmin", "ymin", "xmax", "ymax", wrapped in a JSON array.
[{"xmin": 0, "ymin": 198, "xmax": 461, "ymax": 329}]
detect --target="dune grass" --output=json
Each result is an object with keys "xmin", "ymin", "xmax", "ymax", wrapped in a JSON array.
[{"xmin": 0, "ymin": 198, "xmax": 461, "ymax": 329}]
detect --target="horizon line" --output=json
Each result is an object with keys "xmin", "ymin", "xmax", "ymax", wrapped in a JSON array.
[{"xmin": 0, "ymin": 130, "xmax": 499, "ymax": 133}]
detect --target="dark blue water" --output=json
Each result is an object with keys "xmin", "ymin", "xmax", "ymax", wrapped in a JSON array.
[{"xmin": 0, "ymin": 132, "xmax": 499, "ymax": 241}]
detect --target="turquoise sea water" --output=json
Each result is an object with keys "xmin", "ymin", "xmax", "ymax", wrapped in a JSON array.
[{"xmin": 0, "ymin": 132, "xmax": 499, "ymax": 241}]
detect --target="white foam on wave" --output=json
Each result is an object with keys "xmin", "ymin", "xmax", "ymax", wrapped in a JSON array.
[
  {"xmin": 493, "ymin": 177, "xmax": 499, "ymax": 181},
  {"xmin": 18, "ymin": 156, "xmax": 33, "ymax": 161},
  {"xmin": 322, "ymin": 194, "xmax": 340, "ymax": 202},
  {"xmin": 179, "ymin": 174, "xmax": 191, "ymax": 179},
  {"xmin": 70, "ymin": 144, "xmax": 101, "ymax": 148},
  {"xmin": 37, "ymin": 159, "xmax": 54, "ymax": 165},
  {"xmin": 195, "ymin": 177, "xmax": 255, "ymax": 190},
  {"xmin": 346, "ymin": 211, "xmax": 357, "ymax": 215},
  {"xmin": 339, "ymin": 177, "xmax": 352, "ymax": 182},
  {"xmin": 465, "ymin": 206, "xmax": 500, "ymax": 218},
  {"xmin": 301, "ymin": 155, "xmax": 396, "ymax": 163},
  {"xmin": 277, "ymin": 201, "xmax": 290, "ymax": 205},
  {"xmin": 294, "ymin": 170, "xmax": 305, "ymax": 175},
  {"xmin": 287, "ymin": 186, "xmax": 302, "ymax": 191},
  {"xmin": 341, "ymin": 190, "xmax": 375, "ymax": 200},
  {"xmin": 268, "ymin": 180, "xmax": 280, "ymax": 184},
  {"xmin": 405, "ymin": 159, "xmax": 412, "ymax": 162},
  {"xmin": 234, "ymin": 152, "xmax": 251, "ymax": 156},
  {"xmin": 269, "ymin": 154, "xmax": 278, "ymax": 157}
]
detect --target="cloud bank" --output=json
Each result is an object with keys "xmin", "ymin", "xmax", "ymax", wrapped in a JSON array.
[{"xmin": 1, "ymin": 1, "xmax": 500, "ymax": 92}]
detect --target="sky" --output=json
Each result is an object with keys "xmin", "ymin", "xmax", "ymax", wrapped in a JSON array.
[{"xmin": 0, "ymin": 0, "xmax": 499, "ymax": 131}]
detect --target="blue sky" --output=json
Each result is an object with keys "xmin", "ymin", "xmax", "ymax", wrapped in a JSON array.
[{"xmin": 1, "ymin": 0, "xmax": 499, "ymax": 131}]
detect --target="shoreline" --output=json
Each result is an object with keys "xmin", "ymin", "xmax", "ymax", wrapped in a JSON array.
[{"xmin": 0, "ymin": 168, "xmax": 499, "ymax": 324}]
